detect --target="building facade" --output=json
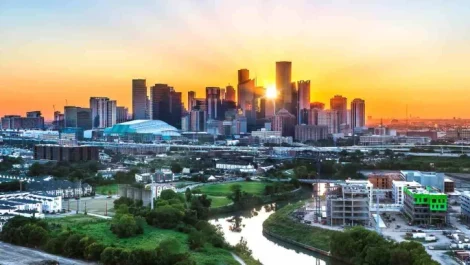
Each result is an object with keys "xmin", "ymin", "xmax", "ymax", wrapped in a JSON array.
[
  {"xmin": 297, "ymin": 80, "xmax": 310, "ymax": 124},
  {"xmin": 330, "ymin": 95, "xmax": 348, "ymax": 127},
  {"xmin": 132, "ymin": 79, "xmax": 148, "ymax": 120},
  {"xmin": 318, "ymin": 109, "xmax": 339, "ymax": 134},
  {"xmin": 326, "ymin": 183, "xmax": 371, "ymax": 226},
  {"xmin": 350, "ymin": 98, "xmax": 365, "ymax": 129},
  {"xmin": 403, "ymin": 186, "xmax": 447, "ymax": 225},
  {"xmin": 294, "ymin": 125, "xmax": 328, "ymax": 142},
  {"xmin": 34, "ymin": 145, "xmax": 99, "ymax": 162},
  {"xmin": 276, "ymin": 61, "xmax": 292, "ymax": 112},
  {"xmin": 272, "ymin": 109, "xmax": 296, "ymax": 137},
  {"xmin": 64, "ymin": 106, "xmax": 92, "ymax": 130}
]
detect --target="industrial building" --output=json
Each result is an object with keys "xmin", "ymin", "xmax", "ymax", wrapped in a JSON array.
[
  {"xmin": 403, "ymin": 186, "xmax": 447, "ymax": 225},
  {"xmin": 326, "ymin": 182, "xmax": 371, "ymax": 226},
  {"xmin": 33, "ymin": 144, "xmax": 99, "ymax": 162}
]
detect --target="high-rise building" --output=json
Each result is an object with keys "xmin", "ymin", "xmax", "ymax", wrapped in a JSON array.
[
  {"xmin": 237, "ymin": 78, "xmax": 256, "ymax": 125},
  {"xmin": 190, "ymin": 109, "xmax": 206, "ymax": 132},
  {"xmin": 310, "ymin": 102, "xmax": 325, "ymax": 110},
  {"xmin": 318, "ymin": 109, "xmax": 339, "ymax": 134},
  {"xmin": 132, "ymin": 79, "xmax": 147, "ymax": 120},
  {"xmin": 220, "ymin": 88, "xmax": 226, "ymax": 101},
  {"xmin": 276, "ymin": 61, "xmax": 292, "ymax": 111},
  {"xmin": 188, "ymin": 91, "xmax": 196, "ymax": 111},
  {"xmin": 272, "ymin": 108, "xmax": 296, "ymax": 137},
  {"xmin": 116, "ymin": 106, "xmax": 128, "ymax": 124},
  {"xmin": 206, "ymin": 87, "xmax": 222, "ymax": 120},
  {"xmin": 90, "ymin": 97, "xmax": 116, "ymax": 128},
  {"xmin": 225, "ymin": 85, "xmax": 236, "ymax": 102},
  {"xmin": 330, "ymin": 95, "xmax": 348, "ymax": 126},
  {"xmin": 308, "ymin": 108, "xmax": 321, "ymax": 126},
  {"xmin": 238, "ymin": 69, "xmax": 250, "ymax": 84},
  {"xmin": 297, "ymin": 80, "xmax": 310, "ymax": 124},
  {"xmin": 64, "ymin": 106, "xmax": 92, "ymax": 130},
  {"xmin": 150, "ymin": 84, "xmax": 182, "ymax": 128},
  {"xmin": 351, "ymin": 98, "xmax": 366, "ymax": 129},
  {"xmin": 106, "ymin": 100, "xmax": 117, "ymax": 127}
]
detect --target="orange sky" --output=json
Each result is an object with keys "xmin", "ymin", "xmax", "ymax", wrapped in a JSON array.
[{"xmin": 1, "ymin": 1, "xmax": 470, "ymax": 120}]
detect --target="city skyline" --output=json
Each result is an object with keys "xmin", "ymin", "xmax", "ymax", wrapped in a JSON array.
[{"xmin": 2, "ymin": 1, "xmax": 470, "ymax": 119}]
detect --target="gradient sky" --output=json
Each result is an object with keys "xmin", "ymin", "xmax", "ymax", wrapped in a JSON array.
[{"xmin": 1, "ymin": 0, "xmax": 470, "ymax": 120}]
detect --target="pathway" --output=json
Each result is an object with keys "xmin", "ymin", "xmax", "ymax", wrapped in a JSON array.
[{"xmin": 0, "ymin": 242, "xmax": 94, "ymax": 265}]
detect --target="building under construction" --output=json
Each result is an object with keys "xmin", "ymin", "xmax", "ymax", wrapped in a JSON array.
[{"xmin": 326, "ymin": 182, "xmax": 371, "ymax": 226}]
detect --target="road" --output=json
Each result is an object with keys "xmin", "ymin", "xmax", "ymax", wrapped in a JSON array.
[{"xmin": 0, "ymin": 242, "xmax": 94, "ymax": 265}]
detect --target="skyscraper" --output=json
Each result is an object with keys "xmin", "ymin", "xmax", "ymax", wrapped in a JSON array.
[
  {"xmin": 297, "ymin": 80, "xmax": 310, "ymax": 124},
  {"xmin": 106, "ymin": 100, "xmax": 117, "ymax": 127},
  {"xmin": 64, "ymin": 106, "xmax": 92, "ymax": 130},
  {"xmin": 237, "ymin": 79, "xmax": 256, "ymax": 125},
  {"xmin": 90, "ymin": 97, "xmax": 116, "ymax": 128},
  {"xmin": 225, "ymin": 85, "xmax": 236, "ymax": 102},
  {"xmin": 238, "ymin": 69, "xmax": 250, "ymax": 84},
  {"xmin": 318, "ymin": 109, "xmax": 339, "ymax": 134},
  {"xmin": 132, "ymin": 79, "xmax": 147, "ymax": 120},
  {"xmin": 206, "ymin": 87, "xmax": 221, "ymax": 120},
  {"xmin": 310, "ymin": 102, "xmax": 325, "ymax": 110},
  {"xmin": 150, "ymin": 84, "xmax": 182, "ymax": 128},
  {"xmin": 351, "ymin": 98, "xmax": 366, "ymax": 129},
  {"xmin": 276, "ymin": 61, "xmax": 292, "ymax": 111},
  {"xmin": 188, "ymin": 91, "xmax": 196, "ymax": 111},
  {"xmin": 330, "ymin": 95, "xmax": 348, "ymax": 126}
]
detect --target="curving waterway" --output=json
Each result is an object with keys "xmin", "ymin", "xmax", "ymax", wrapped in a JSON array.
[{"xmin": 210, "ymin": 204, "xmax": 346, "ymax": 265}]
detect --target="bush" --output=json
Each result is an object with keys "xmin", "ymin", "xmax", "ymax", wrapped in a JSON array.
[
  {"xmin": 63, "ymin": 234, "xmax": 85, "ymax": 258},
  {"xmin": 188, "ymin": 230, "xmax": 206, "ymax": 250},
  {"xmin": 110, "ymin": 214, "xmax": 144, "ymax": 238},
  {"xmin": 84, "ymin": 242, "xmax": 105, "ymax": 260}
]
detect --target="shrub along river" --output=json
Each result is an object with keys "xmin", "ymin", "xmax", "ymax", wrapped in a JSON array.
[{"xmin": 210, "ymin": 204, "xmax": 346, "ymax": 265}]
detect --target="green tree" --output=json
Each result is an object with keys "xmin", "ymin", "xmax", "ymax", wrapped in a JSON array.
[
  {"xmin": 171, "ymin": 162, "xmax": 183, "ymax": 173},
  {"xmin": 110, "ymin": 214, "xmax": 144, "ymax": 238},
  {"xmin": 229, "ymin": 184, "xmax": 242, "ymax": 203},
  {"xmin": 185, "ymin": 188, "xmax": 192, "ymax": 202}
]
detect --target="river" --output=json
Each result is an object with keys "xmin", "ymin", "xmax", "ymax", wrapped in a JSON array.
[{"xmin": 210, "ymin": 204, "xmax": 345, "ymax": 265}]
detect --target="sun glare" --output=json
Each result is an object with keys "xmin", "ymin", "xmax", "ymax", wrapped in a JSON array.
[{"xmin": 266, "ymin": 85, "xmax": 277, "ymax": 99}]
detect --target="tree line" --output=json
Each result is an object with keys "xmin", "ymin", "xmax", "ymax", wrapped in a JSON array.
[{"xmin": 330, "ymin": 226, "xmax": 439, "ymax": 265}]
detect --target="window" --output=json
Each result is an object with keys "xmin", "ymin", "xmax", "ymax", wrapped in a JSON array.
[{"xmin": 432, "ymin": 199, "xmax": 436, "ymax": 203}]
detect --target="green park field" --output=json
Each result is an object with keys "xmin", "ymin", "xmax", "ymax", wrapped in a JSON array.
[
  {"xmin": 95, "ymin": 184, "xmax": 118, "ymax": 195},
  {"xmin": 46, "ymin": 215, "xmax": 238, "ymax": 265},
  {"xmin": 198, "ymin": 181, "xmax": 267, "ymax": 197}
]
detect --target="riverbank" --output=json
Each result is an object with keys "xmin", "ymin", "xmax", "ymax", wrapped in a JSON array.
[
  {"xmin": 211, "ymin": 204, "xmax": 333, "ymax": 265},
  {"xmin": 263, "ymin": 202, "xmax": 338, "ymax": 252},
  {"xmin": 210, "ymin": 187, "xmax": 306, "ymax": 215},
  {"xmin": 263, "ymin": 202, "xmax": 441, "ymax": 265}
]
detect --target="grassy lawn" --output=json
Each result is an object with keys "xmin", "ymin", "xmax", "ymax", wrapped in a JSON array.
[
  {"xmin": 199, "ymin": 182, "xmax": 267, "ymax": 197},
  {"xmin": 263, "ymin": 202, "xmax": 339, "ymax": 252},
  {"xmin": 46, "ymin": 215, "xmax": 237, "ymax": 264},
  {"xmin": 208, "ymin": 196, "xmax": 232, "ymax": 208},
  {"xmin": 95, "ymin": 184, "xmax": 118, "ymax": 195}
]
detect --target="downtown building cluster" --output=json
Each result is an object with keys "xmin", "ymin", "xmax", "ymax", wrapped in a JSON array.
[
  {"xmin": 126, "ymin": 61, "xmax": 367, "ymax": 143},
  {"xmin": 1, "ymin": 60, "xmax": 366, "ymax": 144}
]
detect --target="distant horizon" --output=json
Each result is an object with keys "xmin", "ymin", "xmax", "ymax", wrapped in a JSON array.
[{"xmin": 2, "ymin": 1, "xmax": 470, "ymax": 119}]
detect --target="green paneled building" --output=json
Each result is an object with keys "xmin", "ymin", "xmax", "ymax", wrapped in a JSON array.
[{"xmin": 403, "ymin": 186, "xmax": 447, "ymax": 225}]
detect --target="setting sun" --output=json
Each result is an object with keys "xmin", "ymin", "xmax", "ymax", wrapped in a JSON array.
[{"xmin": 266, "ymin": 85, "xmax": 277, "ymax": 99}]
